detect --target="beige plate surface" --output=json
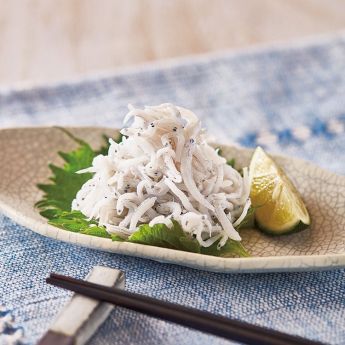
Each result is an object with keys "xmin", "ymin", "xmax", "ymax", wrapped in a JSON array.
[{"xmin": 1, "ymin": 127, "xmax": 345, "ymax": 273}]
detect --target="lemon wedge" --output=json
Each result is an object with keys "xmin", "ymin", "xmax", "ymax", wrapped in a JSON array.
[{"xmin": 249, "ymin": 147, "xmax": 310, "ymax": 235}]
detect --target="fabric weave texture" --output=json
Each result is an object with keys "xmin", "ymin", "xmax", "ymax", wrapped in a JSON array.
[{"xmin": 1, "ymin": 33, "xmax": 345, "ymax": 345}]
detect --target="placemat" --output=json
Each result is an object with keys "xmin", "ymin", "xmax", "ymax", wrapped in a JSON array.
[{"xmin": 1, "ymin": 33, "xmax": 345, "ymax": 345}]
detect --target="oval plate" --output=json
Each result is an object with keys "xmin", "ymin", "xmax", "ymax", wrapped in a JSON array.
[{"xmin": 1, "ymin": 127, "xmax": 345, "ymax": 273}]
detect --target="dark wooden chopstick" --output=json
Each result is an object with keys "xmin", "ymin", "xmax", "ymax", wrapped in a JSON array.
[{"xmin": 47, "ymin": 273, "xmax": 324, "ymax": 345}]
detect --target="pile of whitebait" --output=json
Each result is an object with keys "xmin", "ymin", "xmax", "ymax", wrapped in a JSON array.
[{"xmin": 72, "ymin": 104, "xmax": 251, "ymax": 248}]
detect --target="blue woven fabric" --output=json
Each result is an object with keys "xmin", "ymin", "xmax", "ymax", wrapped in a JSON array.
[{"xmin": 1, "ymin": 33, "xmax": 345, "ymax": 345}]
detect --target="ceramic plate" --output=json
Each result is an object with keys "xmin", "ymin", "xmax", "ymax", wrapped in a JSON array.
[{"xmin": 1, "ymin": 127, "xmax": 345, "ymax": 273}]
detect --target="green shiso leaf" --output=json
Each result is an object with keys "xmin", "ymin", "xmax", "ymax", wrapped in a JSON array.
[
  {"xmin": 36, "ymin": 149, "xmax": 94, "ymax": 212},
  {"xmin": 44, "ymin": 209, "xmax": 110, "ymax": 238},
  {"xmin": 128, "ymin": 220, "xmax": 201, "ymax": 253},
  {"xmin": 127, "ymin": 220, "xmax": 249, "ymax": 257},
  {"xmin": 36, "ymin": 129, "xmax": 116, "ymax": 239},
  {"xmin": 201, "ymin": 239, "xmax": 250, "ymax": 257},
  {"xmin": 111, "ymin": 234, "xmax": 126, "ymax": 242},
  {"xmin": 36, "ymin": 130, "xmax": 250, "ymax": 257},
  {"xmin": 36, "ymin": 129, "xmax": 121, "ymax": 214}
]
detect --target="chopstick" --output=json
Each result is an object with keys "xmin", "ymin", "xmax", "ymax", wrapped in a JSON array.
[{"xmin": 47, "ymin": 273, "xmax": 323, "ymax": 345}]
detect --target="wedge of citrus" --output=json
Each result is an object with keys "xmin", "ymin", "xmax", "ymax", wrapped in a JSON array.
[{"xmin": 249, "ymin": 147, "xmax": 310, "ymax": 235}]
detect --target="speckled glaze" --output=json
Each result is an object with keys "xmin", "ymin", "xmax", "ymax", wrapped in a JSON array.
[{"xmin": 1, "ymin": 127, "xmax": 345, "ymax": 273}]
